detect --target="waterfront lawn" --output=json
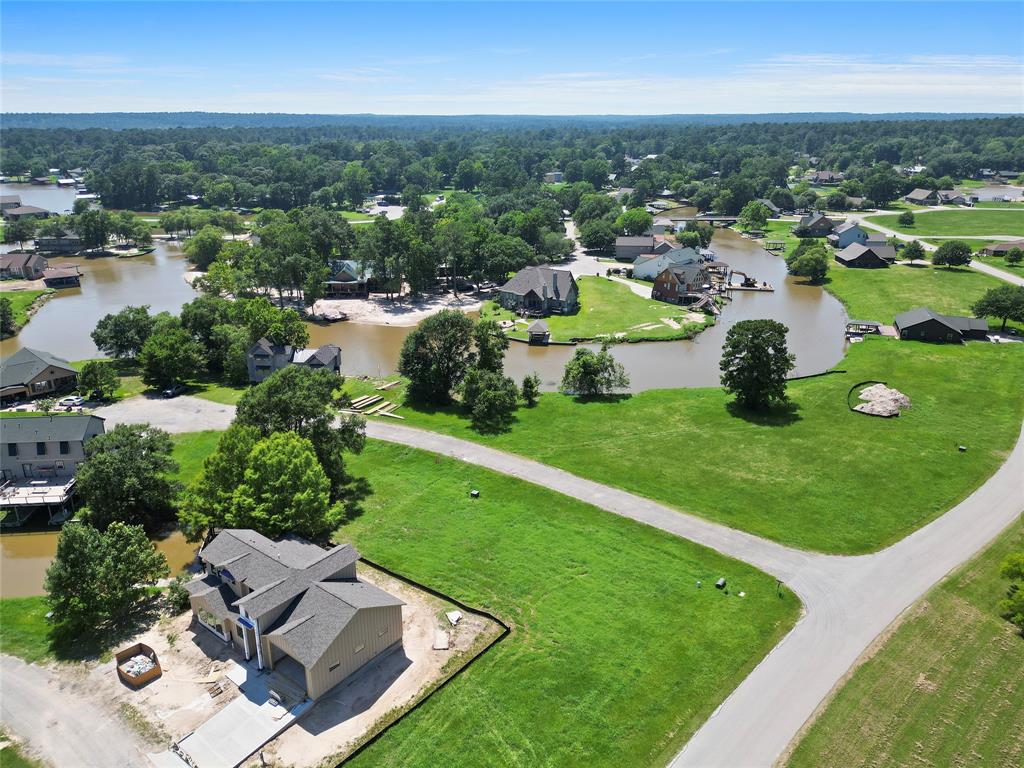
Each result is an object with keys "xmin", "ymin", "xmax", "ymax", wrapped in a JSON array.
[
  {"xmin": 191, "ymin": 380, "xmax": 247, "ymax": 405},
  {"xmin": 340, "ymin": 440, "xmax": 799, "ymax": 768},
  {"xmin": 347, "ymin": 338, "xmax": 1024, "ymax": 553},
  {"xmin": 0, "ymin": 596, "xmax": 52, "ymax": 663},
  {"xmin": 1, "ymin": 289, "xmax": 51, "ymax": 334},
  {"xmin": 481, "ymin": 276, "xmax": 713, "ymax": 342},
  {"xmin": 786, "ymin": 518, "xmax": 1024, "ymax": 768},
  {"xmin": 865, "ymin": 209, "xmax": 1024, "ymax": 237},
  {"xmin": 759, "ymin": 220, "xmax": 803, "ymax": 257},
  {"xmin": 825, "ymin": 262, "xmax": 1021, "ymax": 331},
  {"xmin": 71, "ymin": 358, "xmax": 147, "ymax": 401}
]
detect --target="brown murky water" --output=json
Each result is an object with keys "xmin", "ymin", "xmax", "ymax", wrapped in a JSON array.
[{"xmin": 0, "ymin": 528, "xmax": 198, "ymax": 598}]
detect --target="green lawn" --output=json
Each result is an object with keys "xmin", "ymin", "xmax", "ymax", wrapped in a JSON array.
[
  {"xmin": 787, "ymin": 519, "xmax": 1024, "ymax": 768},
  {"xmin": 481, "ymin": 276, "xmax": 713, "ymax": 342},
  {"xmin": 191, "ymin": 381, "xmax": 248, "ymax": 405},
  {"xmin": 170, "ymin": 430, "xmax": 222, "ymax": 485},
  {"xmin": 973, "ymin": 200, "xmax": 1023, "ymax": 209},
  {"xmin": 824, "ymin": 262, "xmax": 1021, "ymax": 330},
  {"xmin": 339, "ymin": 210, "xmax": 373, "ymax": 223},
  {"xmin": 70, "ymin": 358, "xmax": 147, "ymax": 400},
  {"xmin": 1, "ymin": 289, "xmax": 52, "ymax": 336},
  {"xmin": 0, "ymin": 727, "xmax": 45, "ymax": 768},
  {"xmin": 921, "ymin": 237, "xmax": 998, "ymax": 253},
  {"xmin": 340, "ymin": 440, "xmax": 799, "ymax": 768},
  {"xmin": 345, "ymin": 339, "xmax": 1024, "ymax": 554},
  {"xmin": 865, "ymin": 209, "xmax": 1024, "ymax": 237},
  {"xmin": 0, "ymin": 596, "xmax": 52, "ymax": 663}
]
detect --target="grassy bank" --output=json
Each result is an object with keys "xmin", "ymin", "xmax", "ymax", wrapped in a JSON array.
[
  {"xmin": 0, "ymin": 596, "xmax": 52, "ymax": 663},
  {"xmin": 865, "ymin": 209, "xmax": 1024, "ymax": 237},
  {"xmin": 787, "ymin": 518, "xmax": 1024, "ymax": 768},
  {"xmin": 341, "ymin": 440, "xmax": 799, "ymax": 768},
  {"xmin": 347, "ymin": 339, "xmax": 1024, "ymax": 553},
  {"xmin": 1, "ymin": 289, "xmax": 53, "ymax": 337},
  {"xmin": 482, "ymin": 276, "xmax": 713, "ymax": 342}
]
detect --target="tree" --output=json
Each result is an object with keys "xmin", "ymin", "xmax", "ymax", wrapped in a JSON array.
[
  {"xmin": 737, "ymin": 200, "xmax": 771, "ymax": 231},
  {"xmin": 560, "ymin": 344, "xmax": 629, "ymax": 397},
  {"xmin": 581, "ymin": 157, "xmax": 611, "ymax": 190},
  {"xmin": 398, "ymin": 309, "xmax": 475, "ymax": 403},
  {"xmin": 37, "ymin": 397, "xmax": 55, "ymax": 415},
  {"xmin": 473, "ymin": 319, "xmax": 509, "ymax": 373},
  {"xmin": 453, "ymin": 159, "xmax": 484, "ymax": 191},
  {"xmin": 77, "ymin": 423, "xmax": 181, "ymax": 531},
  {"xmin": 971, "ymin": 285, "xmax": 1024, "ymax": 332},
  {"xmin": 577, "ymin": 218, "xmax": 617, "ymax": 250},
  {"xmin": 1004, "ymin": 247, "xmax": 1023, "ymax": 266},
  {"xmin": 76, "ymin": 208, "xmax": 113, "ymax": 250},
  {"xmin": 2, "ymin": 217, "xmax": 36, "ymax": 248},
  {"xmin": 240, "ymin": 297, "xmax": 309, "ymax": 347},
  {"xmin": 91, "ymin": 305, "xmax": 155, "ymax": 359},
  {"xmin": 0, "ymin": 296, "xmax": 14, "ymax": 337},
  {"xmin": 78, "ymin": 360, "xmax": 119, "ymax": 399},
  {"xmin": 138, "ymin": 324, "xmax": 206, "ymax": 388},
  {"xmin": 480, "ymin": 233, "xmax": 534, "ymax": 282},
  {"xmin": 615, "ymin": 207, "xmax": 654, "ymax": 236},
  {"xmin": 460, "ymin": 367, "xmax": 519, "ymax": 432},
  {"xmin": 898, "ymin": 211, "xmax": 915, "ymax": 226},
  {"xmin": 45, "ymin": 522, "xmax": 168, "ymax": 637},
  {"xmin": 998, "ymin": 551, "xmax": 1024, "ymax": 634},
  {"xmin": 787, "ymin": 246, "xmax": 830, "ymax": 283},
  {"xmin": 229, "ymin": 431, "xmax": 343, "ymax": 539},
  {"xmin": 521, "ymin": 373, "xmax": 540, "ymax": 407},
  {"xmin": 932, "ymin": 240, "xmax": 972, "ymax": 268},
  {"xmin": 902, "ymin": 240, "xmax": 926, "ymax": 262},
  {"xmin": 341, "ymin": 161, "xmax": 372, "ymax": 207},
  {"xmin": 235, "ymin": 366, "xmax": 365, "ymax": 504},
  {"xmin": 179, "ymin": 423, "xmax": 261, "ymax": 539},
  {"xmin": 184, "ymin": 225, "xmax": 225, "ymax": 270},
  {"xmin": 720, "ymin": 319, "xmax": 795, "ymax": 410}
]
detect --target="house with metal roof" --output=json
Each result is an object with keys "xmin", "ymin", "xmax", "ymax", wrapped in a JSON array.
[
  {"xmin": 497, "ymin": 266, "xmax": 578, "ymax": 316},
  {"xmin": 185, "ymin": 529, "xmax": 404, "ymax": 701},
  {"xmin": 0, "ymin": 194, "xmax": 22, "ymax": 212},
  {"xmin": 894, "ymin": 307, "xmax": 989, "ymax": 343},
  {"xmin": 246, "ymin": 338, "xmax": 342, "ymax": 383},
  {"xmin": 0, "ymin": 347, "xmax": 78, "ymax": 402}
]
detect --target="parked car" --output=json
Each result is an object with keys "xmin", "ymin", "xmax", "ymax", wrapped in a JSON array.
[
  {"xmin": 162, "ymin": 384, "xmax": 187, "ymax": 398},
  {"xmin": 57, "ymin": 395, "xmax": 86, "ymax": 407}
]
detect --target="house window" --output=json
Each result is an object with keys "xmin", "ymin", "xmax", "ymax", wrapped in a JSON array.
[
  {"xmin": 59, "ymin": 441, "xmax": 70, "ymax": 455},
  {"xmin": 6, "ymin": 444, "xmax": 16, "ymax": 457},
  {"xmin": 36, "ymin": 442, "xmax": 46, "ymax": 455},
  {"xmin": 329, "ymin": 662, "xmax": 340, "ymax": 672},
  {"xmin": 354, "ymin": 644, "xmax": 365, "ymax": 654}
]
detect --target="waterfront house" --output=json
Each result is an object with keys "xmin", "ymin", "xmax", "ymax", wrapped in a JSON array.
[
  {"xmin": 42, "ymin": 265, "xmax": 82, "ymax": 288},
  {"xmin": 794, "ymin": 211, "xmax": 836, "ymax": 237},
  {"xmin": 894, "ymin": 307, "xmax": 989, "ymax": 343},
  {"xmin": 247, "ymin": 338, "xmax": 342, "ymax": 383},
  {"xmin": 903, "ymin": 188, "xmax": 939, "ymax": 205},
  {"xmin": 0, "ymin": 347, "xmax": 78, "ymax": 402},
  {"xmin": 0, "ymin": 194, "xmax": 22, "ymax": 212},
  {"xmin": 936, "ymin": 190, "xmax": 968, "ymax": 205},
  {"xmin": 497, "ymin": 266, "xmax": 578, "ymax": 316},
  {"xmin": 324, "ymin": 259, "xmax": 373, "ymax": 297},
  {"xmin": 2, "ymin": 205, "xmax": 50, "ymax": 221},
  {"xmin": 632, "ymin": 247, "xmax": 699, "ymax": 280},
  {"xmin": 614, "ymin": 235, "xmax": 672, "ymax": 262},
  {"xmin": 833, "ymin": 243, "xmax": 896, "ymax": 268},
  {"xmin": 651, "ymin": 264, "xmax": 711, "ymax": 305},
  {"xmin": 185, "ymin": 529, "xmax": 404, "ymax": 702},
  {"xmin": 35, "ymin": 229, "xmax": 83, "ymax": 255},
  {"xmin": 0, "ymin": 252, "xmax": 49, "ymax": 279},
  {"xmin": 826, "ymin": 222, "xmax": 871, "ymax": 249}
]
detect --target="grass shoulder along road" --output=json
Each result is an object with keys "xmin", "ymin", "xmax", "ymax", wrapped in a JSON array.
[
  {"xmin": 346, "ymin": 338, "xmax": 1024, "ymax": 554},
  {"xmin": 481, "ymin": 276, "xmax": 713, "ymax": 343},
  {"xmin": 339, "ymin": 440, "xmax": 799, "ymax": 768},
  {"xmin": 786, "ymin": 517, "xmax": 1024, "ymax": 768},
  {"xmin": 865, "ymin": 208, "xmax": 1024, "ymax": 237}
]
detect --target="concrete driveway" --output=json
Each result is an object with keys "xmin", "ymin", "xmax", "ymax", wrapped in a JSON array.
[{"xmin": 95, "ymin": 394, "xmax": 235, "ymax": 433}]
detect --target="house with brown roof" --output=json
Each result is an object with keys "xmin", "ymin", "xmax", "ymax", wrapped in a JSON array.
[
  {"xmin": 651, "ymin": 264, "xmax": 711, "ymax": 305},
  {"xmin": 794, "ymin": 211, "xmax": 836, "ymax": 237},
  {"xmin": 809, "ymin": 170, "xmax": 844, "ymax": 185},
  {"xmin": 0, "ymin": 251, "xmax": 48, "ymax": 279},
  {"xmin": 903, "ymin": 188, "xmax": 939, "ymax": 205},
  {"xmin": 185, "ymin": 529, "xmax": 404, "ymax": 702},
  {"xmin": 980, "ymin": 239, "xmax": 1024, "ymax": 256},
  {"xmin": 2, "ymin": 205, "xmax": 50, "ymax": 221}
]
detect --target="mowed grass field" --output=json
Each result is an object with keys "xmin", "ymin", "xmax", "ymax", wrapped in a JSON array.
[
  {"xmin": 787, "ymin": 518, "xmax": 1024, "ymax": 768},
  {"xmin": 865, "ymin": 208, "xmax": 1024, "ymax": 237},
  {"xmin": 346, "ymin": 339, "xmax": 1024, "ymax": 553},
  {"xmin": 481, "ymin": 276, "xmax": 712, "ymax": 342},
  {"xmin": 340, "ymin": 441, "xmax": 799, "ymax": 768}
]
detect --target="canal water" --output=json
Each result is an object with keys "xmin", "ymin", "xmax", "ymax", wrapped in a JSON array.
[{"xmin": 1, "ymin": 186, "xmax": 849, "ymax": 594}]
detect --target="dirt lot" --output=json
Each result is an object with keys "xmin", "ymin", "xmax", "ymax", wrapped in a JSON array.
[
  {"xmin": 308, "ymin": 291, "xmax": 482, "ymax": 326},
  {"xmin": 250, "ymin": 565, "xmax": 501, "ymax": 768}
]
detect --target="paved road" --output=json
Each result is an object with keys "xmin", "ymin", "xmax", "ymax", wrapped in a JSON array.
[
  {"xmin": 846, "ymin": 208, "xmax": 1024, "ymax": 286},
  {"xmin": 0, "ymin": 655, "xmax": 149, "ymax": 767},
  {"xmin": 92, "ymin": 395, "xmax": 1024, "ymax": 766},
  {"xmin": 561, "ymin": 218, "xmax": 653, "ymax": 297}
]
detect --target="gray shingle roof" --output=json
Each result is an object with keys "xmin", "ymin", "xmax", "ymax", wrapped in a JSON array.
[
  {"xmin": 834, "ymin": 243, "xmax": 897, "ymax": 264},
  {"xmin": 1, "ymin": 347, "xmax": 75, "ymax": 388},
  {"xmin": 0, "ymin": 414, "xmax": 104, "ymax": 443},
  {"xmin": 615, "ymin": 235, "xmax": 656, "ymax": 248},
  {"xmin": 499, "ymin": 266, "xmax": 576, "ymax": 300}
]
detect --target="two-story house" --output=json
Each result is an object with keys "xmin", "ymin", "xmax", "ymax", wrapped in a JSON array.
[
  {"xmin": 0, "ymin": 347, "xmax": 78, "ymax": 403},
  {"xmin": 247, "ymin": 339, "xmax": 342, "ymax": 384}
]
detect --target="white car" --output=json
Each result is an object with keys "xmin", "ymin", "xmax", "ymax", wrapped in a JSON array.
[{"xmin": 57, "ymin": 395, "xmax": 86, "ymax": 407}]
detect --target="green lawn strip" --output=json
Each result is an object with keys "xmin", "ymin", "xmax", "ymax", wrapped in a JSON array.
[
  {"xmin": 340, "ymin": 440, "xmax": 799, "ymax": 768},
  {"xmin": 0, "ymin": 596, "xmax": 52, "ymax": 663},
  {"xmin": 190, "ymin": 381, "xmax": 248, "ymax": 405},
  {"xmin": 759, "ymin": 220, "xmax": 803, "ymax": 258},
  {"xmin": 345, "ymin": 339, "xmax": 1024, "ymax": 554},
  {"xmin": 170, "ymin": 430, "xmax": 221, "ymax": 485},
  {"xmin": 1, "ymin": 289, "xmax": 53, "ymax": 334},
  {"xmin": 0, "ymin": 727, "xmax": 46, "ymax": 768},
  {"xmin": 920, "ymin": 237, "xmax": 999, "ymax": 253},
  {"xmin": 786, "ymin": 519, "xmax": 1024, "ymax": 768},
  {"xmin": 339, "ymin": 210, "xmax": 373, "ymax": 223},
  {"xmin": 865, "ymin": 209, "xmax": 1024, "ymax": 237},
  {"xmin": 480, "ymin": 276, "xmax": 712, "ymax": 343}
]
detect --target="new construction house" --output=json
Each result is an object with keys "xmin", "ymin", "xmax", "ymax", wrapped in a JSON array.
[{"xmin": 185, "ymin": 529, "xmax": 404, "ymax": 701}]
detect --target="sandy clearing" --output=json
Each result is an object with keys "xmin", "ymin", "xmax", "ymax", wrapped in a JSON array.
[{"xmin": 309, "ymin": 292, "xmax": 483, "ymax": 327}]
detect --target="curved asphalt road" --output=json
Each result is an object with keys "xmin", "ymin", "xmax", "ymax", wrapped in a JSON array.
[{"xmin": 90, "ymin": 396, "xmax": 1024, "ymax": 767}]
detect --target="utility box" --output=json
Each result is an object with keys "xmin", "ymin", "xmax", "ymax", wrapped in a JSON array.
[{"xmin": 715, "ymin": 578, "xmax": 726, "ymax": 590}]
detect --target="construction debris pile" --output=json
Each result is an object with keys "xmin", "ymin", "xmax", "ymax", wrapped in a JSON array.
[
  {"xmin": 854, "ymin": 384, "xmax": 911, "ymax": 417},
  {"xmin": 120, "ymin": 654, "xmax": 156, "ymax": 677}
]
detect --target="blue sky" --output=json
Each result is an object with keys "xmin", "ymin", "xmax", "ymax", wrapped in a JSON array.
[{"xmin": 2, "ymin": 1, "xmax": 1022, "ymax": 114}]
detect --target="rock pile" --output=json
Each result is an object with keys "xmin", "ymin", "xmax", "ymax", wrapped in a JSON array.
[{"xmin": 854, "ymin": 384, "xmax": 911, "ymax": 417}]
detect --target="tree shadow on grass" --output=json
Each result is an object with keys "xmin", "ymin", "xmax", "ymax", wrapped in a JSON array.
[
  {"xmin": 49, "ymin": 595, "xmax": 164, "ymax": 663},
  {"xmin": 725, "ymin": 399, "xmax": 802, "ymax": 427},
  {"xmin": 566, "ymin": 393, "xmax": 634, "ymax": 405}
]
